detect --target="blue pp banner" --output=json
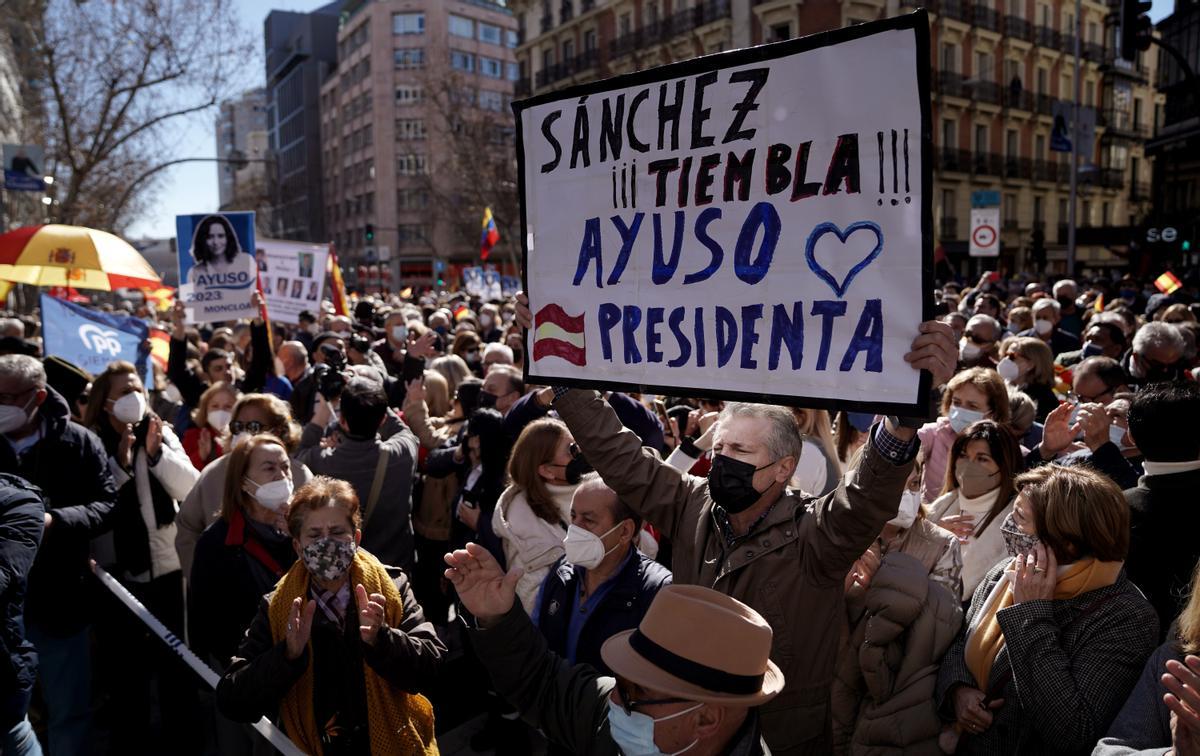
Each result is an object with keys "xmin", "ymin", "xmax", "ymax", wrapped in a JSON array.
[{"xmin": 41, "ymin": 294, "xmax": 151, "ymax": 384}]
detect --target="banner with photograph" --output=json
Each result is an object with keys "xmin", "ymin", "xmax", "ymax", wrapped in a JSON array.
[
  {"xmin": 516, "ymin": 14, "xmax": 933, "ymax": 413},
  {"xmin": 257, "ymin": 239, "xmax": 330, "ymax": 324},
  {"xmin": 3, "ymin": 144, "xmax": 45, "ymax": 192},
  {"xmin": 176, "ymin": 212, "xmax": 258, "ymax": 323}
]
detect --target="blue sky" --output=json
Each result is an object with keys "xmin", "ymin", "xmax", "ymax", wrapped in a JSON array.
[{"xmin": 124, "ymin": 0, "xmax": 1181, "ymax": 241}]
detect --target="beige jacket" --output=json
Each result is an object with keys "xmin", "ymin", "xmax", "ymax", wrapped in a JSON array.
[
  {"xmin": 491, "ymin": 483, "xmax": 576, "ymax": 612},
  {"xmin": 555, "ymin": 389, "xmax": 914, "ymax": 755}
]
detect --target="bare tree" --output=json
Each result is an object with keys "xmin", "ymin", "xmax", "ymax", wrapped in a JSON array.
[
  {"xmin": 420, "ymin": 72, "xmax": 523, "ymax": 273},
  {"xmin": 8, "ymin": 0, "xmax": 253, "ymax": 231}
]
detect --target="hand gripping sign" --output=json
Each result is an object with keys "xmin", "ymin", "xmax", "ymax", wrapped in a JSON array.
[{"xmin": 517, "ymin": 13, "xmax": 934, "ymax": 415}]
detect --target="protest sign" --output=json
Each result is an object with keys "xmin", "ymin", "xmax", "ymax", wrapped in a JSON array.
[
  {"xmin": 482, "ymin": 269, "xmax": 503, "ymax": 301},
  {"xmin": 517, "ymin": 13, "xmax": 932, "ymax": 413},
  {"xmin": 2, "ymin": 144, "xmax": 45, "ymax": 191},
  {"xmin": 462, "ymin": 267, "xmax": 484, "ymax": 298},
  {"xmin": 41, "ymin": 293, "xmax": 151, "ymax": 384},
  {"xmin": 175, "ymin": 212, "xmax": 257, "ymax": 323},
  {"xmin": 258, "ymin": 239, "xmax": 329, "ymax": 324}
]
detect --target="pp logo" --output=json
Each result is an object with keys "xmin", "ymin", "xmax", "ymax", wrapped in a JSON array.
[{"xmin": 78, "ymin": 324, "xmax": 122, "ymax": 356}]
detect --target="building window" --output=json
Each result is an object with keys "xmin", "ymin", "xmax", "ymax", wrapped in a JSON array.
[
  {"xmin": 396, "ymin": 118, "xmax": 426, "ymax": 140},
  {"xmin": 1006, "ymin": 129, "xmax": 1019, "ymax": 157},
  {"xmin": 479, "ymin": 22, "xmax": 502, "ymax": 45},
  {"xmin": 396, "ymin": 85, "xmax": 423, "ymax": 104},
  {"xmin": 771, "ymin": 23, "xmax": 791, "ymax": 41},
  {"xmin": 1035, "ymin": 134, "xmax": 1046, "ymax": 160},
  {"xmin": 1081, "ymin": 200, "xmax": 1091, "ymax": 227},
  {"xmin": 584, "ymin": 28, "xmax": 597, "ymax": 51},
  {"xmin": 940, "ymin": 42, "xmax": 958, "ymax": 72},
  {"xmin": 449, "ymin": 14, "xmax": 474, "ymax": 38},
  {"xmin": 393, "ymin": 12, "xmax": 424, "ymax": 35},
  {"xmin": 1036, "ymin": 67, "xmax": 1048, "ymax": 94},
  {"xmin": 974, "ymin": 51, "xmax": 993, "ymax": 80},
  {"xmin": 1102, "ymin": 201, "xmax": 1111, "ymax": 226},
  {"xmin": 397, "ymin": 154, "xmax": 428, "ymax": 175},
  {"xmin": 1003, "ymin": 193, "xmax": 1017, "ymax": 227},
  {"xmin": 397, "ymin": 189, "xmax": 430, "ymax": 211},
  {"xmin": 619, "ymin": 12, "xmax": 632, "ymax": 36},
  {"xmin": 506, "ymin": 29, "xmax": 520, "ymax": 48},
  {"xmin": 974, "ymin": 124, "xmax": 988, "ymax": 152},
  {"xmin": 941, "ymin": 118, "xmax": 955, "ymax": 148},
  {"xmin": 451, "ymin": 50, "xmax": 475, "ymax": 72},
  {"xmin": 1058, "ymin": 198, "xmax": 1068, "ymax": 226},
  {"xmin": 1034, "ymin": 195, "xmax": 1045, "ymax": 224},
  {"xmin": 398, "ymin": 224, "xmax": 429, "ymax": 244},
  {"xmin": 394, "ymin": 48, "xmax": 425, "ymax": 69},
  {"xmin": 561, "ymin": 40, "xmax": 574, "ymax": 63},
  {"xmin": 507, "ymin": 62, "xmax": 520, "ymax": 81},
  {"xmin": 479, "ymin": 90, "xmax": 504, "ymax": 111},
  {"xmin": 480, "ymin": 56, "xmax": 503, "ymax": 78}
]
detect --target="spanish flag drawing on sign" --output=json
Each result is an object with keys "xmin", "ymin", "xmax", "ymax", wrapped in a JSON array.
[
  {"xmin": 533, "ymin": 303, "xmax": 586, "ymax": 366},
  {"xmin": 1155, "ymin": 271, "xmax": 1182, "ymax": 295}
]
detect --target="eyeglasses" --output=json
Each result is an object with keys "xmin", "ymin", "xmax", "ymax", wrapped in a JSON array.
[
  {"xmin": 230, "ymin": 420, "xmax": 267, "ymax": 435},
  {"xmin": 614, "ymin": 682, "xmax": 693, "ymax": 716},
  {"xmin": 0, "ymin": 387, "xmax": 36, "ymax": 405}
]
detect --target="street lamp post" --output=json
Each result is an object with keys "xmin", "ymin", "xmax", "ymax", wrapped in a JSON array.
[{"xmin": 108, "ymin": 154, "xmax": 276, "ymax": 228}]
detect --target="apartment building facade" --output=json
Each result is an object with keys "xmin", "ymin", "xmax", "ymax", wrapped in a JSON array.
[
  {"xmin": 512, "ymin": 0, "xmax": 1160, "ymax": 276},
  {"xmin": 216, "ymin": 87, "xmax": 269, "ymax": 214},
  {"xmin": 320, "ymin": 0, "xmax": 518, "ymax": 289}
]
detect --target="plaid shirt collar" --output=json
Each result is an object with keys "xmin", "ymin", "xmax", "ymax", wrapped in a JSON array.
[
  {"xmin": 310, "ymin": 582, "xmax": 351, "ymax": 626},
  {"xmin": 713, "ymin": 498, "xmax": 781, "ymax": 547}
]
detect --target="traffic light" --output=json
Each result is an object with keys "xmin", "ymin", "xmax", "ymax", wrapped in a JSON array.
[
  {"xmin": 364, "ymin": 224, "xmax": 375, "ymax": 242},
  {"xmin": 1184, "ymin": 240, "xmax": 1192, "ymax": 253},
  {"xmin": 1118, "ymin": 0, "xmax": 1153, "ymax": 62}
]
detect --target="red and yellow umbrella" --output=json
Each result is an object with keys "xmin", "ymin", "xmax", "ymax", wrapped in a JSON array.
[{"xmin": 0, "ymin": 224, "xmax": 162, "ymax": 291}]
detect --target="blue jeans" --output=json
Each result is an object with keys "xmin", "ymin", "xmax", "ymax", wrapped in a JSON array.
[
  {"xmin": 2, "ymin": 716, "xmax": 43, "ymax": 756},
  {"xmin": 23, "ymin": 623, "xmax": 89, "ymax": 756}
]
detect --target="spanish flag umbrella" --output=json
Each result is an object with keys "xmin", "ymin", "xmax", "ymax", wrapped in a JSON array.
[{"xmin": 0, "ymin": 224, "xmax": 162, "ymax": 291}]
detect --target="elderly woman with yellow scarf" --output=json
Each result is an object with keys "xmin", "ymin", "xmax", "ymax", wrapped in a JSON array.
[
  {"xmin": 934, "ymin": 464, "xmax": 1158, "ymax": 755},
  {"xmin": 216, "ymin": 477, "xmax": 445, "ymax": 755}
]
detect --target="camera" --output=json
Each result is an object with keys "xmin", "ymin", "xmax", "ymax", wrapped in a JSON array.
[{"xmin": 314, "ymin": 345, "xmax": 348, "ymax": 401}]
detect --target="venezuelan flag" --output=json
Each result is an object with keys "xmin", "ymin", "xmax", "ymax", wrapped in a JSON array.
[
  {"xmin": 480, "ymin": 207, "xmax": 500, "ymax": 261},
  {"xmin": 328, "ymin": 244, "xmax": 349, "ymax": 316}
]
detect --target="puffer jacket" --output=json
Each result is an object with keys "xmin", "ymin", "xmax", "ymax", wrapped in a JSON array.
[
  {"xmin": 491, "ymin": 482, "xmax": 575, "ymax": 613},
  {"xmin": 832, "ymin": 552, "xmax": 963, "ymax": 755}
]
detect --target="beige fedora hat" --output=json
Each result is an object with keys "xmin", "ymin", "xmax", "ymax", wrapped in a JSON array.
[{"xmin": 600, "ymin": 584, "xmax": 784, "ymax": 707}]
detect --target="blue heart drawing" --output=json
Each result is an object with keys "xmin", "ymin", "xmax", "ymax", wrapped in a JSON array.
[{"xmin": 804, "ymin": 221, "xmax": 884, "ymax": 299}]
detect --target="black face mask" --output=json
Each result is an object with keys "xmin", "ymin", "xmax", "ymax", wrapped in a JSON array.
[
  {"xmin": 511, "ymin": 346, "xmax": 524, "ymax": 363},
  {"xmin": 478, "ymin": 391, "xmax": 498, "ymax": 409},
  {"xmin": 564, "ymin": 452, "xmax": 593, "ymax": 485},
  {"xmin": 707, "ymin": 454, "xmax": 778, "ymax": 514}
]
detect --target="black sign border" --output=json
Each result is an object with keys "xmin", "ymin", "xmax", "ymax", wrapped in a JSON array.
[{"xmin": 514, "ymin": 10, "xmax": 933, "ymax": 416}]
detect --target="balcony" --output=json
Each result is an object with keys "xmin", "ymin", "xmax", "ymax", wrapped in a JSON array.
[
  {"xmin": 1059, "ymin": 33, "xmax": 1076, "ymax": 55},
  {"xmin": 1035, "ymin": 25, "xmax": 1059, "ymax": 49},
  {"xmin": 1035, "ymin": 92, "xmax": 1057, "ymax": 116},
  {"xmin": 1002, "ymin": 87, "xmax": 1035, "ymax": 111},
  {"xmin": 1004, "ymin": 15, "xmax": 1032, "ymax": 41},
  {"xmin": 1003, "ymin": 217, "xmax": 1021, "ymax": 231},
  {"xmin": 1101, "ymin": 109, "xmax": 1150, "ymax": 138},
  {"xmin": 974, "ymin": 151, "xmax": 1004, "ymax": 176},
  {"xmin": 1083, "ymin": 41, "xmax": 1105, "ymax": 62},
  {"xmin": 1004, "ymin": 156, "xmax": 1033, "ymax": 180},
  {"xmin": 940, "ymin": 216, "xmax": 960, "ymax": 240},
  {"xmin": 1099, "ymin": 168, "xmax": 1125, "ymax": 189},
  {"xmin": 573, "ymin": 48, "xmax": 599, "ymax": 72},
  {"xmin": 939, "ymin": 0, "xmax": 970, "ymax": 23},
  {"xmin": 937, "ymin": 70, "xmax": 969, "ymax": 98},
  {"xmin": 582, "ymin": 0, "xmax": 595, "ymax": 10},
  {"xmin": 560, "ymin": 1, "xmax": 573, "ymax": 22},
  {"xmin": 1130, "ymin": 181, "xmax": 1152, "ymax": 201},
  {"xmin": 609, "ymin": 0, "xmax": 731, "ymax": 58},
  {"xmin": 974, "ymin": 80, "xmax": 1002, "ymax": 105},
  {"xmin": 1033, "ymin": 159, "xmax": 1058, "ymax": 182},
  {"xmin": 937, "ymin": 147, "xmax": 971, "ymax": 172},
  {"xmin": 974, "ymin": 7, "xmax": 1000, "ymax": 31},
  {"xmin": 1102, "ymin": 53, "xmax": 1150, "ymax": 80}
]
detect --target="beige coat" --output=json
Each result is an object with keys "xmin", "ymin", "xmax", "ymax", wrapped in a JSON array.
[
  {"xmin": 491, "ymin": 482, "xmax": 576, "ymax": 612},
  {"xmin": 555, "ymin": 389, "xmax": 913, "ymax": 755}
]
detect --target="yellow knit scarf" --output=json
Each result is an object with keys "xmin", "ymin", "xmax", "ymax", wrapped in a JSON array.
[
  {"xmin": 267, "ymin": 548, "xmax": 438, "ymax": 755},
  {"xmin": 964, "ymin": 556, "xmax": 1123, "ymax": 690}
]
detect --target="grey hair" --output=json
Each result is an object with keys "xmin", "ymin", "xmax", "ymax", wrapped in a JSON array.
[
  {"xmin": 1052, "ymin": 279, "xmax": 1077, "ymax": 297},
  {"xmin": 1032, "ymin": 298, "xmax": 1061, "ymax": 316},
  {"xmin": 966, "ymin": 313, "xmax": 1002, "ymax": 339},
  {"xmin": 1133, "ymin": 322, "xmax": 1185, "ymax": 356},
  {"xmin": 718, "ymin": 402, "xmax": 803, "ymax": 462},
  {"xmin": 348, "ymin": 364, "xmax": 386, "ymax": 385},
  {"xmin": 482, "ymin": 343, "xmax": 513, "ymax": 363},
  {"xmin": 0, "ymin": 355, "xmax": 45, "ymax": 389},
  {"xmin": 0, "ymin": 318, "xmax": 24, "ymax": 338}
]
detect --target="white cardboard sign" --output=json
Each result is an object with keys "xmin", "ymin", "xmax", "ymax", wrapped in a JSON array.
[{"xmin": 516, "ymin": 14, "xmax": 933, "ymax": 413}]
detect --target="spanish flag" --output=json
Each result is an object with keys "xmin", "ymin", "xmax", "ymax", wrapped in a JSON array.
[
  {"xmin": 533, "ymin": 303, "xmax": 586, "ymax": 366},
  {"xmin": 1155, "ymin": 271, "xmax": 1182, "ymax": 295},
  {"xmin": 148, "ymin": 328, "xmax": 171, "ymax": 372},
  {"xmin": 480, "ymin": 207, "xmax": 500, "ymax": 262},
  {"xmin": 328, "ymin": 244, "xmax": 349, "ymax": 316}
]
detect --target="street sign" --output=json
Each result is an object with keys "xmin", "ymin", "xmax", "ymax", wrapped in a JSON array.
[
  {"xmin": 971, "ymin": 190, "xmax": 1001, "ymax": 208},
  {"xmin": 970, "ymin": 207, "xmax": 1000, "ymax": 257}
]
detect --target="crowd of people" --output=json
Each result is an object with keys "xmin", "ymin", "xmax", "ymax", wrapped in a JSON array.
[{"xmin": 0, "ymin": 267, "xmax": 1199, "ymax": 756}]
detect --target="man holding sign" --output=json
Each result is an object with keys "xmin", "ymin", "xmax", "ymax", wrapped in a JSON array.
[{"xmin": 511, "ymin": 14, "xmax": 952, "ymax": 753}]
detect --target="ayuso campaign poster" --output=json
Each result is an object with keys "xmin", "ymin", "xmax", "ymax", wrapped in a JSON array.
[
  {"xmin": 41, "ymin": 293, "xmax": 152, "ymax": 384},
  {"xmin": 517, "ymin": 13, "xmax": 933, "ymax": 414},
  {"xmin": 176, "ymin": 212, "xmax": 258, "ymax": 323}
]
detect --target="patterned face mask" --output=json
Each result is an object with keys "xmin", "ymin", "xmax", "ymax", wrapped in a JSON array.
[
  {"xmin": 1000, "ymin": 510, "xmax": 1040, "ymax": 558},
  {"xmin": 301, "ymin": 536, "xmax": 357, "ymax": 582}
]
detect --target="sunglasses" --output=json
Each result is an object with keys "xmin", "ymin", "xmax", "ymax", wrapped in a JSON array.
[
  {"xmin": 230, "ymin": 420, "xmax": 268, "ymax": 435},
  {"xmin": 615, "ymin": 682, "xmax": 693, "ymax": 716}
]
